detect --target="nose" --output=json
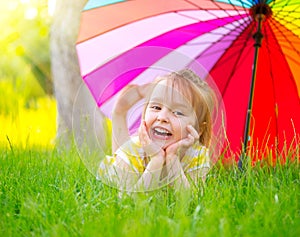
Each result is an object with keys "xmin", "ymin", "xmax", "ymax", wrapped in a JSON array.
[{"xmin": 157, "ymin": 108, "xmax": 170, "ymax": 123}]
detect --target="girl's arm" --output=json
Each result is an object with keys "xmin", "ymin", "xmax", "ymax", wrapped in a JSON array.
[
  {"xmin": 112, "ymin": 84, "xmax": 149, "ymax": 153},
  {"xmin": 165, "ymin": 125, "xmax": 200, "ymax": 189},
  {"xmin": 132, "ymin": 154, "xmax": 165, "ymax": 191},
  {"xmin": 111, "ymin": 112, "xmax": 129, "ymax": 154},
  {"xmin": 165, "ymin": 159, "xmax": 209, "ymax": 189},
  {"xmin": 114, "ymin": 154, "xmax": 165, "ymax": 192},
  {"xmin": 132, "ymin": 121, "xmax": 166, "ymax": 191},
  {"xmin": 165, "ymin": 155, "xmax": 190, "ymax": 189}
]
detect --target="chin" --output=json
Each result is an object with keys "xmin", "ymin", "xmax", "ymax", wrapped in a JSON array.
[{"xmin": 152, "ymin": 139, "xmax": 170, "ymax": 150}]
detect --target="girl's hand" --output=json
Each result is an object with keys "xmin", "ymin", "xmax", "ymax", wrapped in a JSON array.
[
  {"xmin": 113, "ymin": 84, "xmax": 150, "ymax": 115},
  {"xmin": 164, "ymin": 125, "xmax": 199, "ymax": 189},
  {"xmin": 138, "ymin": 121, "xmax": 165, "ymax": 158},
  {"xmin": 165, "ymin": 125, "xmax": 199, "ymax": 159},
  {"xmin": 112, "ymin": 84, "xmax": 150, "ymax": 153}
]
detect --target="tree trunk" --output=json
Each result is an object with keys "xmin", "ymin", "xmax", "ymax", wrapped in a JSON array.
[{"xmin": 50, "ymin": 0, "xmax": 106, "ymax": 156}]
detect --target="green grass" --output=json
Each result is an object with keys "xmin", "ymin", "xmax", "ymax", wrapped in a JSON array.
[{"xmin": 0, "ymin": 146, "xmax": 299, "ymax": 237}]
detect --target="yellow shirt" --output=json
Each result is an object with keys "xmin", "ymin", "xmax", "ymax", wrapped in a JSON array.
[{"xmin": 99, "ymin": 136, "xmax": 210, "ymax": 176}]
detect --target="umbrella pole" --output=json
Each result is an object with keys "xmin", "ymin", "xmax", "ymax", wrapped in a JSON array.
[{"xmin": 239, "ymin": 13, "xmax": 264, "ymax": 169}]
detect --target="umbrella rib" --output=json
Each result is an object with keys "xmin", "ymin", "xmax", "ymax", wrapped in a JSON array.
[
  {"xmin": 188, "ymin": 37, "xmax": 246, "ymax": 46},
  {"xmin": 272, "ymin": 4, "xmax": 300, "ymax": 32},
  {"xmin": 271, "ymin": 0, "xmax": 300, "ymax": 8},
  {"xmin": 214, "ymin": 31, "xmax": 254, "ymax": 96},
  {"xmin": 185, "ymin": 20, "xmax": 250, "ymax": 44},
  {"xmin": 188, "ymin": 18, "xmax": 254, "ymax": 72},
  {"xmin": 219, "ymin": 0, "xmax": 252, "ymax": 9},
  {"xmin": 271, "ymin": 0, "xmax": 300, "ymax": 25},
  {"xmin": 190, "ymin": 36, "xmax": 253, "ymax": 57},
  {"xmin": 180, "ymin": 0, "xmax": 253, "ymax": 31},
  {"xmin": 184, "ymin": 0, "xmax": 248, "ymax": 11},
  {"xmin": 176, "ymin": 13, "xmax": 252, "ymax": 45},
  {"xmin": 186, "ymin": 17, "xmax": 252, "ymax": 61},
  {"xmin": 263, "ymin": 18, "xmax": 300, "ymax": 138},
  {"xmin": 266, "ymin": 30, "xmax": 300, "ymax": 81},
  {"xmin": 263, "ymin": 39, "xmax": 280, "ymax": 139},
  {"xmin": 183, "ymin": 0, "xmax": 251, "ymax": 21},
  {"xmin": 191, "ymin": 24, "xmax": 254, "ymax": 99},
  {"xmin": 264, "ymin": 2, "xmax": 300, "ymax": 63},
  {"xmin": 268, "ymin": 18, "xmax": 300, "ymax": 57},
  {"xmin": 208, "ymin": 2, "xmax": 252, "ymax": 29}
]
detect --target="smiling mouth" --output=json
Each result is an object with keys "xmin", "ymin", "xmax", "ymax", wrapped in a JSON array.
[{"xmin": 152, "ymin": 127, "xmax": 172, "ymax": 138}]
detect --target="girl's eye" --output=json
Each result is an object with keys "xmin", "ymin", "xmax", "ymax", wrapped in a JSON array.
[
  {"xmin": 173, "ymin": 111, "xmax": 184, "ymax": 116},
  {"xmin": 150, "ymin": 105, "xmax": 161, "ymax": 110}
]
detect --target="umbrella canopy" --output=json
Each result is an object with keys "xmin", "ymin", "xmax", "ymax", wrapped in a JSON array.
[{"xmin": 76, "ymin": 0, "xmax": 300, "ymax": 162}]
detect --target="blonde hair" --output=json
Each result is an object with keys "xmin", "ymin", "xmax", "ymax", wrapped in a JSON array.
[{"xmin": 143, "ymin": 69, "xmax": 216, "ymax": 147}]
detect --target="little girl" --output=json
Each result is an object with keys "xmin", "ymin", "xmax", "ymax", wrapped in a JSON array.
[{"xmin": 99, "ymin": 69, "xmax": 216, "ymax": 191}]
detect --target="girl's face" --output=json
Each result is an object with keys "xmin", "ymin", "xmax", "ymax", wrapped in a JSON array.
[{"xmin": 143, "ymin": 79, "xmax": 197, "ymax": 149}]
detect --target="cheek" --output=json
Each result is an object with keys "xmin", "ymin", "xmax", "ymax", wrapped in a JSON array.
[
  {"xmin": 144, "ymin": 111, "xmax": 154, "ymax": 126},
  {"xmin": 174, "ymin": 117, "xmax": 196, "ymax": 138},
  {"xmin": 180, "ymin": 125, "xmax": 189, "ymax": 138},
  {"xmin": 172, "ymin": 119, "xmax": 188, "ymax": 138}
]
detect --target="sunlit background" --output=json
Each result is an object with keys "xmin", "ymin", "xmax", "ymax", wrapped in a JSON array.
[{"xmin": 0, "ymin": 0, "xmax": 57, "ymax": 148}]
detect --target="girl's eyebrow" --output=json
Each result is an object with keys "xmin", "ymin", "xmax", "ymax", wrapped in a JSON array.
[
  {"xmin": 148, "ymin": 97, "xmax": 163, "ymax": 103},
  {"xmin": 172, "ymin": 102, "xmax": 189, "ymax": 109},
  {"xmin": 148, "ymin": 100, "xmax": 162, "ymax": 105},
  {"xmin": 149, "ymin": 97, "xmax": 191, "ymax": 111}
]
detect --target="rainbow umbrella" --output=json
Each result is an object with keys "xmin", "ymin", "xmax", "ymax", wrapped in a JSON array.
[{"xmin": 76, "ymin": 0, "xmax": 300, "ymax": 163}]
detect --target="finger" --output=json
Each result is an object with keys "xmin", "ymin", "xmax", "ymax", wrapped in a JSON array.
[
  {"xmin": 139, "ymin": 122, "xmax": 164, "ymax": 157},
  {"xmin": 124, "ymin": 84, "xmax": 143, "ymax": 101},
  {"xmin": 138, "ymin": 83, "xmax": 153, "ymax": 98},
  {"xmin": 119, "ymin": 84, "xmax": 137, "ymax": 97},
  {"xmin": 137, "ymin": 84, "xmax": 148, "ymax": 98},
  {"xmin": 174, "ymin": 131, "xmax": 196, "ymax": 149},
  {"xmin": 187, "ymin": 125, "xmax": 200, "ymax": 140},
  {"xmin": 114, "ymin": 85, "xmax": 143, "ymax": 113},
  {"xmin": 138, "ymin": 122, "xmax": 144, "ymax": 140},
  {"xmin": 181, "ymin": 134, "xmax": 195, "ymax": 147}
]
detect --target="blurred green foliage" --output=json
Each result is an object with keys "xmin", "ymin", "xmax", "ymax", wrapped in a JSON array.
[{"xmin": 0, "ymin": 0, "xmax": 52, "ymax": 112}]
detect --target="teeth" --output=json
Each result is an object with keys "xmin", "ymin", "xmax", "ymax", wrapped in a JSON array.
[{"xmin": 153, "ymin": 127, "xmax": 172, "ymax": 136}]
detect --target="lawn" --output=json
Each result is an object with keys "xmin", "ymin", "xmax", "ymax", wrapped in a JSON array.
[{"xmin": 1, "ymin": 145, "xmax": 299, "ymax": 237}]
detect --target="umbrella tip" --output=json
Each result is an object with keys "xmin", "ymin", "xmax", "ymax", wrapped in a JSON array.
[{"xmin": 249, "ymin": 3, "xmax": 272, "ymax": 21}]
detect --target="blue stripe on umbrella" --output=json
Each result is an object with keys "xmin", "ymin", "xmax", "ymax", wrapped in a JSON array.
[
  {"xmin": 215, "ymin": 0, "xmax": 253, "ymax": 8},
  {"xmin": 83, "ymin": 0, "xmax": 125, "ymax": 11}
]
